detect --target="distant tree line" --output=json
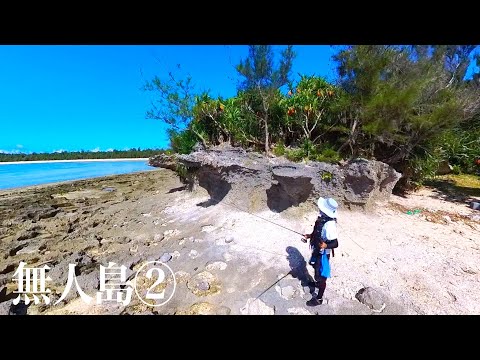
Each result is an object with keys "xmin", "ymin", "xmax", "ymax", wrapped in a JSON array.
[
  {"xmin": 0, "ymin": 148, "xmax": 166, "ymax": 162},
  {"xmin": 144, "ymin": 45, "xmax": 480, "ymax": 190}
]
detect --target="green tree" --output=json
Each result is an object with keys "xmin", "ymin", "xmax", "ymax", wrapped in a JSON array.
[
  {"xmin": 143, "ymin": 66, "xmax": 208, "ymax": 150},
  {"xmin": 236, "ymin": 45, "xmax": 296, "ymax": 154},
  {"xmin": 282, "ymin": 75, "xmax": 339, "ymax": 145},
  {"xmin": 333, "ymin": 45, "xmax": 480, "ymax": 185},
  {"xmin": 192, "ymin": 93, "xmax": 230, "ymax": 145}
]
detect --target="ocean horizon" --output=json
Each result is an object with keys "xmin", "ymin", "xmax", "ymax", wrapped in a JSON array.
[{"xmin": 0, "ymin": 159, "xmax": 156, "ymax": 190}]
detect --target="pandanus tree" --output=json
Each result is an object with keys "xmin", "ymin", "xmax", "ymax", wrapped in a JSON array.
[{"xmin": 282, "ymin": 75, "xmax": 338, "ymax": 147}]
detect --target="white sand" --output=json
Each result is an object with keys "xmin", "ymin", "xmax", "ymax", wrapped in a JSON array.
[{"xmin": 162, "ymin": 187, "xmax": 480, "ymax": 314}]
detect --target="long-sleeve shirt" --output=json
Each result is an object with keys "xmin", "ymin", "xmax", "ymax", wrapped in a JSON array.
[{"xmin": 310, "ymin": 216, "xmax": 338, "ymax": 254}]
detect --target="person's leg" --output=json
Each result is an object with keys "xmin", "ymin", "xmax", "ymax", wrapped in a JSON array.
[
  {"xmin": 307, "ymin": 257, "xmax": 325, "ymax": 306},
  {"xmin": 307, "ymin": 254, "xmax": 331, "ymax": 306},
  {"xmin": 307, "ymin": 249, "xmax": 320, "ymax": 287},
  {"xmin": 316, "ymin": 254, "xmax": 330, "ymax": 300},
  {"xmin": 316, "ymin": 276, "xmax": 327, "ymax": 301}
]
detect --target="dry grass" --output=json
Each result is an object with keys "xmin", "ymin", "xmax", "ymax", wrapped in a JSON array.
[
  {"xmin": 440, "ymin": 173, "xmax": 480, "ymax": 189},
  {"xmin": 387, "ymin": 201, "xmax": 479, "ymax": 229},
  {"xmin": 425, "ymin": 174, "xmax": 480, "ymax": 200}
]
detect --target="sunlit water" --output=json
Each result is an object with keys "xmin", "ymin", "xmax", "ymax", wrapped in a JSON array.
[{"xmin": 0, "ymin": 160, "xmax": 156, "ymax": 190}]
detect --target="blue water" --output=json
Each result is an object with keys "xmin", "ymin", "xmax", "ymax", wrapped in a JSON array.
[{"xmin": 0, "ymin": 160, "xmax": 156, "ymax": 190}]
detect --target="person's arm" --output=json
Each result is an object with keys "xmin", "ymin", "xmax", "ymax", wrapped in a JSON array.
[
  {"xmin": 320, "ymin": 221, "xmax": 338, "ymax": 249},
  {"xmin": 319, "ymin": 239, "xmax": 337, "ymax": 249}
]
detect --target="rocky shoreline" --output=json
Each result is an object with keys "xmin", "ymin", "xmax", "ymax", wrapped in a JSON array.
[{"xmin": 1, "ymin": 164, "xmax": 479, "ymax": 315}]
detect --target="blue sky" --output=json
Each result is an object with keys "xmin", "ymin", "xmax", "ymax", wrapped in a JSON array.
[
  {"xmin": 1, "ymin": 45, "xmax": 477, "ymax": 154},
  {"xmin": 0, "ymin": 45, "xmax": 336, "ymax": 153}
]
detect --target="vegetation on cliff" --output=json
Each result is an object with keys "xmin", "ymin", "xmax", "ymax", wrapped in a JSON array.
[{"xmin": 145, "ymin": 45, "xmax": 480, "ymax": 189}]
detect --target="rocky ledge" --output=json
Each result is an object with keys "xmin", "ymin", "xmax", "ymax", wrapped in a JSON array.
[{"xmin": 149, "ymin": 146, "xmax": 402, "ymax": 212}]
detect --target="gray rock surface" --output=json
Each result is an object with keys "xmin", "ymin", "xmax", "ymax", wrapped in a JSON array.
[
  {"xmin": 149, "ymin": 154, "xmax": 178, "ymax": 170},
  {"xmin": 186, "ymin": 271, "xmax": 220, "ymax": 296},
  {"xmin": 159, "ymin": 253, "xmax": 172, "ymax": 263},
  {"xmin": 287, "ymin": 307, "xmax": 312, "ymax": 315},
  {"xmin": 175, "ymin": 302, "xmax": 230, "ymax": 315},
  {"xmin": 205, "ymin": 261, "xmax": 227, "ymax": 271},
  {"xmin": 436, "ymin": 160, "xmax": 453, "ymax": 175},
  {"xmin": 240, "ymin": 298, "xmax": 275, "ymax": 315},
  {"xmin": 75, "ymin": 271, "xmax": 100, "ymax": 297},
  {"xmin": 149, "ymin": 146, "xmax": 402, "ymax": 212},
  {"xmin": 355, "ymin": 287, "xmax": 387, "ymax": 312},
  {"xmin": 280, "ymin": 285, "xmax": 297, "ymax": 300},
  {"xmin": 16, "ymin": 244, "xmax": 40, "ymax": 255},
  {"xmin": 0, "ymin": 300, "xmax": 10, "ymax": 315},
  {"xmin": 216, "ymin": 306, "xmax": 232, "ymax": 315}
]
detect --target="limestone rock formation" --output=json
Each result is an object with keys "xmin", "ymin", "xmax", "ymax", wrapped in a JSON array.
[{"xmin": 149, "ymin": 146, "xmax": 402, "ymax": 212}]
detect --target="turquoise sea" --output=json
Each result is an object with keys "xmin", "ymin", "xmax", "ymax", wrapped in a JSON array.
[{"xmin": 0, "ymin": 160, "xmax": 155, "ymax": 190}]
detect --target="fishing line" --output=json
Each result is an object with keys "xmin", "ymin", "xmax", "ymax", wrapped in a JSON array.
[
  {"xmin": 155, "ymin": 182, "xmax": 366, "ymax": 251},
  {"xmin": 205, "ymin": 192, "xmax": 365, "ymax": 251}
]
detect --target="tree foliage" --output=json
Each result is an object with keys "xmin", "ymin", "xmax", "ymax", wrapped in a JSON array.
[
  {"xmin": 143, "ymin": 66, "xmax": 196, "ymax": 132},
  {"xmin": 143, "ymin": 66, "xmax": 208, "ymax": 151},
  {"xmin": 282, "ymin": 75, "xmax": 339, "ymax": 144},
  {"xmin": 333, "ymin": 45, "xmax": 480, "ymax": 187},
  {"xmin": 145, "ymin": 45, "xmax": 480, "ymax": 190},
  {"xmin": 236, "ymin": 45, "xmax": 296, "ymax": 153}
]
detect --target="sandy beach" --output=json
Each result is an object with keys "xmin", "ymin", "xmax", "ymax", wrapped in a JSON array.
[{"xmin": 0, "ymin": 158, "xmax": 150, "ymax": 165}]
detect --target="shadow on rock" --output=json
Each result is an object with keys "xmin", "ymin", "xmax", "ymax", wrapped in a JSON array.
[
  {"xmin": 286, "ymin": 246, "xmax": 315, "ymax": 295},
  {"xmin": 197, "ymin": 198, "xmax": 222, "ymax": 207},
  {"xmin": 9, "ymin": 300, "xmax": 31, "ymax": 315},
  {"xmin": 266, "ymin": 175, "xmax": 313, "ymax": 213},
  {"xmin": 0, "ymin": 287, "xmax": 17, "ymax": 303},
  {"xmin": 167, "ymin": 186, "xmax": 187, "ymax": 194},
  {"xmin": 196, "ymin": 175, "xmax": 232, "ymax": 208}
]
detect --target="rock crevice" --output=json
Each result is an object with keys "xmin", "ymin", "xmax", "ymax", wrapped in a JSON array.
[{"xmin": 149, "ymin": 146, "xmax": 402, "ymax": 212}]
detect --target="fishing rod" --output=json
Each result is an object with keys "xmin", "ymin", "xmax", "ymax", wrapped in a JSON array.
[
  {"xmin": 149, "ymin": 193, "xmax": 304, "ymax": 241},
  {"xmin": 209, "ymin": 193, "xmax": 365, "ymax": 250},
  {"xmin": 254, "ymin": 272, "xmax": 291, "ymax": 301},
  {"xmin": 218, "ymin": 198, "xmax": 305, "ymax": 236},
  {"xmin": 158, "ymin": 184, "xmax": 365, "ymax": 250}
]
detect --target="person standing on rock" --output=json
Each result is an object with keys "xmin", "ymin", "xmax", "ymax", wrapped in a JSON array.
[{"xmin": 302, "ymin": 197, "xmax": 339, "ymax": 306}]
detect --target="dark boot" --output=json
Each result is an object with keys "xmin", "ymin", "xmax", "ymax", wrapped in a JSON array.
[{"xmin": 306, "ymin": 297, "xmax": 323, "ymax": 307}]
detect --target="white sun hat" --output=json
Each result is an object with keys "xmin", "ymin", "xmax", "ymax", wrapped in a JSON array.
[{"xmin": 317, "ymin": 197, "xmax": 338, "ymax": 219}]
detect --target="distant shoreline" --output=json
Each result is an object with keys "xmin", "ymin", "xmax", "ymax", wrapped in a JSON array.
[
  {"xmin": 0, "ymin": 158, "xmax": 150, "ymax": 165},
  {"xmin": 0, "ymin": 168, "xmax": 162, "ymax": 193}
]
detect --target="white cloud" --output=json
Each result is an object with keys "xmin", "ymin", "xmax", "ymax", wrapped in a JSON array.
[
  {"xmin": 53, "ymin": 149, "xmax": 65, "ymax": 153},
  {"xmin": 16, "ymin": 144, "xmax": 24, "ymax": 149},
  {"xmin": 106, "ymin": 148, "xmax": 114, "ymax": 152},
  {"xmin": 91, "ymin": 147, "xmax": 101, "ymax": 153},
  {"xmin": 0, "ymin": 149, "xmax": 21, "ymax": 154}
]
